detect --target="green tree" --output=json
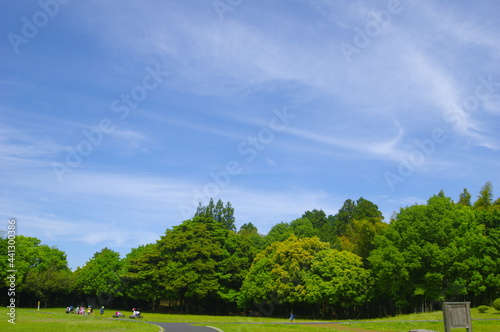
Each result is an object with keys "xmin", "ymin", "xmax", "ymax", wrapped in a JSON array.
[
  {"xmin": 0, "ymin": 236, "xmax": 43, "ymax": 292},
  {"xmin": 333, "ymin": 199, "xmax": 357, "ymax": 236},
  {"xmin": 0, "ymin": 234, "xmax": 73, "ymax": 307},
  {"xmin": 157, "ymin": 216, "xmax": 250, "ymax": 313},
  {"xmin": 302, "ymin": 209, "xmax": 336, "ymax": 243},
  {"xmin": 24, "ymin": 267, "xmax": 73, "ymax": 308},
  {"xmin": 304, "ymin": 249, "xmax": 371, "ymax": 316},
  {"xmin": 339, "ymin": 218, "xmax": 388, "ymax": 262},
  {"xmin": 333, "ymin": 198, "xmax": 383, "ymax": 236},
  {"xmin": 238, "ymin": 222, "xmax": 265, "ymax": 254},
  {"xmin": 369, "ymin": 193, "xmax": 493, "ymax": 311},
  {"xmin": 75, "ymin": 248, "xmax": 123, "ymax": 304},
  {"xmin": 217, "ymin": 230, "xmax": 256, "ymax": 308},
  {"xmin": 122, "ymin": 243, "xmax": 163, "ymax": 311},
  {"xmin": 458, "ymin": 188, "xmax": 472, "ymax": 206},
  {"xmin": 239, "ymin": 235, "xmax": 370, "ymax": 317},
  {"xmin": 302, "ymin": 209, "xmax": 328, "ymax": 230},
  {"xmin": 239, "ymin": 235, "xmax": 329, "ymax": 308},
  {"xmin": 290, "ymin": 217, "xmax": 319, "ymax": 238},
  {"xmin": 474, "ymin": 181, "xmax": 493, "ymax": 209},
  {"xmin": 474, "ymin": 208, "xmax": 500, "ymax": 302},
  {"xmin": 263, "ymin": 222, "xmax": 291, "ymax": 246},
  {"xmin": 195, "ymin": 198, "xmax": 236, "ymax": 231},
  {"xmin": 355, "ymin": 197, "xmax": 384, "ymax": 223}
]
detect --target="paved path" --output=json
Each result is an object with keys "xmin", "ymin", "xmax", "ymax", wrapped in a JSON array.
[{"xmin": 149, "ymin": 322, "xmax": 222, "ymax": 332}]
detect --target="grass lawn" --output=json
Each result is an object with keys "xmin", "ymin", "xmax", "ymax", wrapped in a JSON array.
[
  {"xmin": 0, "ymin": 307, "xmax": 158, "ymax": 332},
  {"xmin": 0, "ymin": 306, "xmax": 498, "ymax": 332},
  {"xmin": 327, "ymin": 307, "xmax": 500, "ymax": 332}
]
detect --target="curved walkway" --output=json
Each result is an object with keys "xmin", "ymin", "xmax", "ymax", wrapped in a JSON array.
[{"xmin": 149, "ymin": 321, "xmax": 223, "ymax": 332}]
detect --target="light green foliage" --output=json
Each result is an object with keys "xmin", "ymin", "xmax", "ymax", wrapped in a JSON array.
[
  {"xmin": 240, "ymin": 235, "xmax": 327, "ymax": 306},
  {"xmin": 75, "ymin": 247, "xmax": 123, "ymax": 300},
  {"xmin": 305, "ymin": 249, "xmax": 371, "ymax": 307},
  {"xmin": 477, "ymin": 305, "xmax": 489, "ymax": 313},
  {"xmin": 493, "ymin": 298, "xmax": 500, "ymax": 311},
  {"xmin": 0, "ymin": 234, "xmax": 71, "ymax": 306},
  {"xmin": 0, "ymin": 235, "xmax": 42, "ymax": 290},
  {"xmin": 239, "ymin": 235, "xmax": 370, "ymax": 312}
]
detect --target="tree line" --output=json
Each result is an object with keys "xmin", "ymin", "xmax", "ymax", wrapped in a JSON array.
[{"xmin": 1, "ymin": 182, "xmax": 499, "ymax": 319}]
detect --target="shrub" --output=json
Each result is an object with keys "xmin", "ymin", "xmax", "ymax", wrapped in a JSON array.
[
  {"xmin": 493, "ymin": 298, "xmax": 500, "ymax": 311},
  {"xmin": 477, "ymin": 305, "xmax": 489, "ymax": 313}
]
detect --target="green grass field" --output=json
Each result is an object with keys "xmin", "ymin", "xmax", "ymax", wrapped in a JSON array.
[
  {"xmin": 0, "ymin": 306, "xmax": 498, "ymax": 331},
  {"xmin": 0, "ymin": 308, "xmax": 158, "ymax": 332}
]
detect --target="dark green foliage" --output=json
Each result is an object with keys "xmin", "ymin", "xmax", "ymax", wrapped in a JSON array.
[
  {"xmin": 458, "ymin": 188, "xmax": 472, "ymax": 206},
  {"xmin": 264, "ymin": 222, "xmax": 291, "ymax": 246},
  {"xmin": 195, "ymin": 198, "xmax": 236, "ymax": 231},
  {"xmin": 156, "ymin": 216, "xmax": 253, "ymax": 313},
  {"xmin": 302, "ymin": 209, "xmax": 327, "ymax": 230},
  {"xmin": 238, "ymin": 222, "xmax": 265, "ymax": 254},
  {"xmin": 122, "ymin": 243, "xmax": 163, "ymax": 311},
  {"xmin": 332, "ymin": 197, "xmax": 384, "ymax": 236}
]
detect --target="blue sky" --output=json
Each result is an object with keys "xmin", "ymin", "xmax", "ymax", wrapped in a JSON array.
[{"xmin": 2, "ymin": 0, "xmax": 499, "ymax": 270}]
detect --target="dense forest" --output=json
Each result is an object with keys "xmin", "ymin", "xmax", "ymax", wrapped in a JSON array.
[{"xmin": 1, "ymin": 182, "xmax": 499, "ymax": 319}]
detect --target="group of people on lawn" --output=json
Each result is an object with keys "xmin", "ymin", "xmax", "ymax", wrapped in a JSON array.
[
  {"xmin": 66, "ymin": 305, "xmax": 140, "ymax": 317},
  {"xmin": 65, "ymin": 305, "xmax": 105, "ymax": 315}
]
